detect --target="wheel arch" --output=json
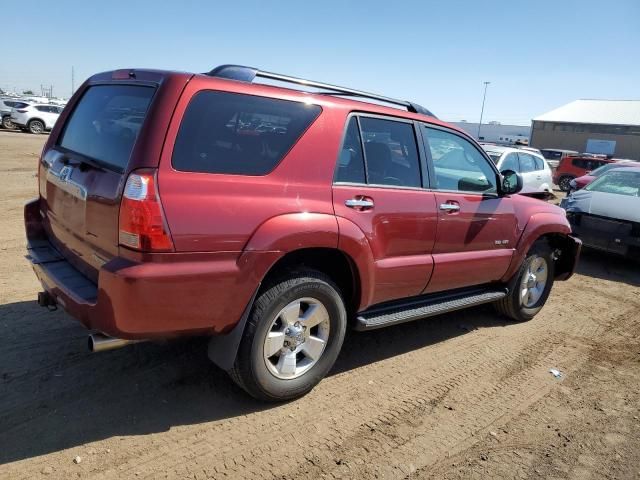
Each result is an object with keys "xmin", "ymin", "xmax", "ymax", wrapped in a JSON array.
[{"xmin": 501, "ymin": 213, "xmax": 578, "ymax": 282}]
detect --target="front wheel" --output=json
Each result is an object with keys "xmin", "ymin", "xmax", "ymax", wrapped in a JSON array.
[
  {"xmin": 495, "ymin": 241, "xmax": 555, "ymax": 322},
  {"xmin": 228, "ymin": 270, "xmax": 347, "ymax": 401}
]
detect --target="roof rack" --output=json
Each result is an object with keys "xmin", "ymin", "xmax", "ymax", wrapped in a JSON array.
[{"xmin": 205, "ymin": 64, "xmax": 436, "ymax": 118}]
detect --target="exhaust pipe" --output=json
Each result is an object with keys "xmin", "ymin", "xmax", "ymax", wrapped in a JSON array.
[{"xmin": 88, "ymin": 333, "xmax": 141, "ymax": 353}]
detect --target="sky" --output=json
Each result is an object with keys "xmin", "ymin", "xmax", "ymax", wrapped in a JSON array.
[{"xmin": 2, "ymin": 0, "xmax": 639, "ymax": 125}]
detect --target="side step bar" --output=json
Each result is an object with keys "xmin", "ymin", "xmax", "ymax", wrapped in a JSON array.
[{"xmin": 355, "ymin": 288, "xmax": 508, "ymax": 331}]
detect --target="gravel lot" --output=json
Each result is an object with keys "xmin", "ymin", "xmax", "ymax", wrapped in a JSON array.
[{"xmin": 1, "ymin": 130, "xmax": 639, "ymax": 479}]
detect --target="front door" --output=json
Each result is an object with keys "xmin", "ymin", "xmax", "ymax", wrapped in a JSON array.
[
  {"xmin": 333, "ymin": 115, "xmax": 438, "ymax": 306},
  {"xmin": 420, "ymin": 125, "xmax": 518, "ymax": 293}
]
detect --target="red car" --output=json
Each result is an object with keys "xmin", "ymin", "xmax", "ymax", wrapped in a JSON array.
[
  {"xmin": 553, "ymin": 154, "xmax": 618, "ymax": 192},
  {"xmin": 569, "ymin": 160, "xmax": 640, "ymax": 191},
  {"xmin": 25, "ymin": 65, "xmax": 581, "ymax": 401}
]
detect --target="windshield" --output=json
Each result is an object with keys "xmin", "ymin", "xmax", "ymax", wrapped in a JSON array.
[
  {"xmin": 585, "ymin": 170, "xmax": 640, "ymax": 197},
  {"xmin": 589, "ymin": 163, "xmax": 623, "ymax": 177}
]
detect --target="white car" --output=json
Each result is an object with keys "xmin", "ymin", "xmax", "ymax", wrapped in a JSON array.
[
  {"xmin": 482, "ymin": 145, "xmax": 553, "ymax": 196},
  {"xmin": 10, "ymin": 104, "xmax": 63, "ymax": 134}
]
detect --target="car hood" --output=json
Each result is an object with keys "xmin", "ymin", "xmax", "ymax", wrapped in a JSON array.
[{"xmin": 561, "ymin": 189, "xmax": 640, "ymax": 223}]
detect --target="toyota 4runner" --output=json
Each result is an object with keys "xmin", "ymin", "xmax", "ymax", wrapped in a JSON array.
[{"xmin": 25, "ymin": 65, "xmax": 581, "ymax": 401}]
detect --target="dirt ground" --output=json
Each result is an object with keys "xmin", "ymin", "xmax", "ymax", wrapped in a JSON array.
[{"xmin": 1, "ymin": 129, "xmax": 639, "ymax": 480}]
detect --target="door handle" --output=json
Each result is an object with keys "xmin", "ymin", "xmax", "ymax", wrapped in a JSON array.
[
  {"xmin": 345, "ymin": 198, "xmax": 374, "ymax": 209},
  {"xmin": 439, "ymin": 203, "xmax": 460, "ymax": 212}
]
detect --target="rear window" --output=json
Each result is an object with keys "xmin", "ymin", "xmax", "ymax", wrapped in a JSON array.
[
  {"xmin": 59, "ymin": 85, "xmax": 155, "ymax": 172},
  {"xmin": 172, "ymin": 91, "xmax": 321, "ymax": 175}
]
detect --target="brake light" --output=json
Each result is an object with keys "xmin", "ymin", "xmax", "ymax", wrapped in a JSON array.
[
  {"xmin": 118, "ymin": 169, "xmax": 174, "ymax": 252},
  {"xmin": 16, "ymin": 109, "xmax": 28, "ymax": 113}
]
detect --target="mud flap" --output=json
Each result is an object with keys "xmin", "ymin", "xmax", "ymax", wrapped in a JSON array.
[
  {"xmin": 555, "ymin": 235, "xmax": 582, "ymax": 281},
  {"xmin": 207, "ymin": 285, "xmax": 260, "ymax": 371}
]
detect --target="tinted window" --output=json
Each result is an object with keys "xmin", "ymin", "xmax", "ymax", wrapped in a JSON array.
[
  {"xmin": 501, "ymin": 153, "xmax": 520, "ymax": 172},
  {"xmin": 518, "ymin": 153, "xmax": 537, "ymax": 173},
  {"xmin": 173, "ymin": 91, "xmax": 321, "ymax": 175},
  {"xmin": 541, "ymin": 150, "xmax": 562, "ymax": 160},
  {"xmin": 59, "ymin": 85, "xmax": 155, "ymax": 172},
  {"xmin": 423, "ymin": 127, "xmax": 497, "ymax": 193},
  {"xmin": 359, "ymin": 117, "xmax": 421, "ymax": 188},
  {"xmin": 36, "ymin": 106, "xmax": 48, "ymax": 112},
  {"xmin": 335, "ymin": 117, "xmax": 365, "ymax": 184}
]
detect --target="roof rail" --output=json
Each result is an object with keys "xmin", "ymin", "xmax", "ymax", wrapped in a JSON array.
[{"xmin": 206, "ymin": 64, "xmax": 436, "ymax": 118}]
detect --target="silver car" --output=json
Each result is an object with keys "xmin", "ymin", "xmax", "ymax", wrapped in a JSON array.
[{"xmin": 561, "ymin": 167, "xmax": 640, "ymax": 258}]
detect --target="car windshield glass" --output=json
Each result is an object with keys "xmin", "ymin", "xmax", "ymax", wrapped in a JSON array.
[
  {"xmin": 589, "ymin": 163, "xmax": 624, "ymax": 177},
  {"xmin": 585, "ymin": 170, "xmax": 640, "ymax": 197}
]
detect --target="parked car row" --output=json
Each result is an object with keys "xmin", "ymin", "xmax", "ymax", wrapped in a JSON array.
[{"xmin": 0, "ymin": 97, "xmax": 63, "ymax": 134}]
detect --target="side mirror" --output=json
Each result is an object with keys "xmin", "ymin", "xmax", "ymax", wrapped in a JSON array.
[{"xmin": 500, "ymin": 169, "xmax": 523, "ymax": 195}]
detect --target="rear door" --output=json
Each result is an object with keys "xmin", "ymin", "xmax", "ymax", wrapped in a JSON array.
[
  {"xmin": 333, "ymin": 115, "xmax": 438, "ymax": 305},
  {"xmin": 517, "ymin": 152, "xmax": 542, "ymax": 192},
  {"xmin": 39, "ymin": 84, "xmax": 156, "ymax": 281},
  {"xmin": 420, "ymin": 125, "xmax": 517, "ymax": 293}
]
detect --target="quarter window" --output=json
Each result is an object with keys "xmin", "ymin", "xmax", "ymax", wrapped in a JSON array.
[
  {"xmin": 422, "ymin": 127, "xmax": 497, "ymax": 193},
  {"xmin": 334, "ymin": 117, "xmax": 366, "ymax": 184},
  {"xmin": 172, "ymin": 91, "xmax": 321, "ymax": 175}
]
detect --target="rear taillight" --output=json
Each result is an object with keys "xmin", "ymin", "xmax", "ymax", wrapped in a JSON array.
[
  {"xmin": 118, "ymin": 169, "xmax": 174, "ymax": 252},
  {"xmin": 16, "ymin": 109, "xmax": 28, "ymax": 113}
]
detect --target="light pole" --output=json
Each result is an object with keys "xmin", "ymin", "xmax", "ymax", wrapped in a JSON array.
[{"xmin": 477, "ymin": 81, "xmax": 490, "ymax": 139}]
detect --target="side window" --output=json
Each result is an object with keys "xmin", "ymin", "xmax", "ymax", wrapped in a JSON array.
[
  {"xmin": 572, "ymin": 158, "xmax": 586, "ymax": 169},
  {"xmin": 359, "ymin": 117, "xmax": 421, "ymax": 188},
  {"xmin": 334, "ymin": 117, "xmax": 365, "ymax": 184},
  {"xmin": 422, "ymin": 126, "xmax": 497, "ymax": 193},
  {"xmin": 36, "ymin": 106, "xmax": 48, "ymax": 112},
  {"xmin": 518, "ymin": 153, "xmax": 537, "ymax": 173},
  {"xmin": 172, "ymin": 91, "xmax": 322, "ymax": 175},
  {"xmin": 533, "ymin": 155, "xmax": 544, "ymax": 170},
  {"xmin": 500, "ymin": 153, "xmax": 520, "ymax": 172}
]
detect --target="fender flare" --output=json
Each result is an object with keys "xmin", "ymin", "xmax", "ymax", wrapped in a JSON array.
[{"xmin": 501, "ymin": 212, "xmax": 571, "ymax": 281}]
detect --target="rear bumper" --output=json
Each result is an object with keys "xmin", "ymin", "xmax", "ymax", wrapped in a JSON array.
[{"xmin": 25, "ymin": 199, "xmax": 279, "ymax": 339}]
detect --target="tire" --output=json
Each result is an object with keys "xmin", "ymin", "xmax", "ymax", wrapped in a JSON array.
[
  {"xmin": 1, "ymin": 115, "xmax": 14, "ymax": 129},
  {"xmin": 28, "ymin": 119, "xmax": 45, "ymax": 134},
  {"xmin": 494, "ymin": 240, "xmax": 555, "ymax": 322},
  {"xmin": 228, "ymin": 269, "xmax": 347, "ymax": 401},
  {"xmin": 558, "ymin": 176, "xmax": 573, "ymax": 192}
]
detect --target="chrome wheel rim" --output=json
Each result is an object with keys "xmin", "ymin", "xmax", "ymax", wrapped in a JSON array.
[
  {"xmin": 520, "ymin": 255, "xmax": 548, "ymax": 308},
  {"xmin": 31, "ymin": 121, "xmax": 43, "ymax": 133},
  {"xmin": 263, "ymin": 297, "xmax": 330, "ymax": 380}
]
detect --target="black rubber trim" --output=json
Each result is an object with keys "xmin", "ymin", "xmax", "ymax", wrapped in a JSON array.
[{"xmin": 207, "ymin": 284, "xmax": 261, "ymax": 371}]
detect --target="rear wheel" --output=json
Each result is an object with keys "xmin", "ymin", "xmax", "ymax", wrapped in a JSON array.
[
  {"xmin": 558, "ymin": 176, "xmax": 573, "ymax": 192},
  {"xmin": 495, "ymin": 241, "xmax": 555, "ymax": 322},
  {"xmin": 228, "ymin": 269, "xmax": 347, "ymax": 401},
  {"xmin": 1, "ymin": 115, "xmax": 14, "ymax": 129},
  {"xmin": 28, "ymin": 119, "xmax": 45, "ymax": 134}
]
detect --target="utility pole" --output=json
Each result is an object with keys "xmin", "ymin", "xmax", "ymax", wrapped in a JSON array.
[
  {"xmin": 71, "ymin": 66, "xmax": 75, "ymax": 96},
  {"xmin": 477, "ymin": 81, "xmax": 491, "ymax": 139}
]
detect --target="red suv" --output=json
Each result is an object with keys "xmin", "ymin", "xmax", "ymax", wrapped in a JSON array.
[
  {"xmin": 25, "ymin": 65, "xmax": 581, "ymax": 401},
  {"xmin": 553, "ymin": 154, "xmax": 618, "ymax": 192}
]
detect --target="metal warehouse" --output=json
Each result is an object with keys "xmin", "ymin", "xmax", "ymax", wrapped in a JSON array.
[{"xmin": 530, "ymin": 99, "xmax": 640, "ymax": 160}]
